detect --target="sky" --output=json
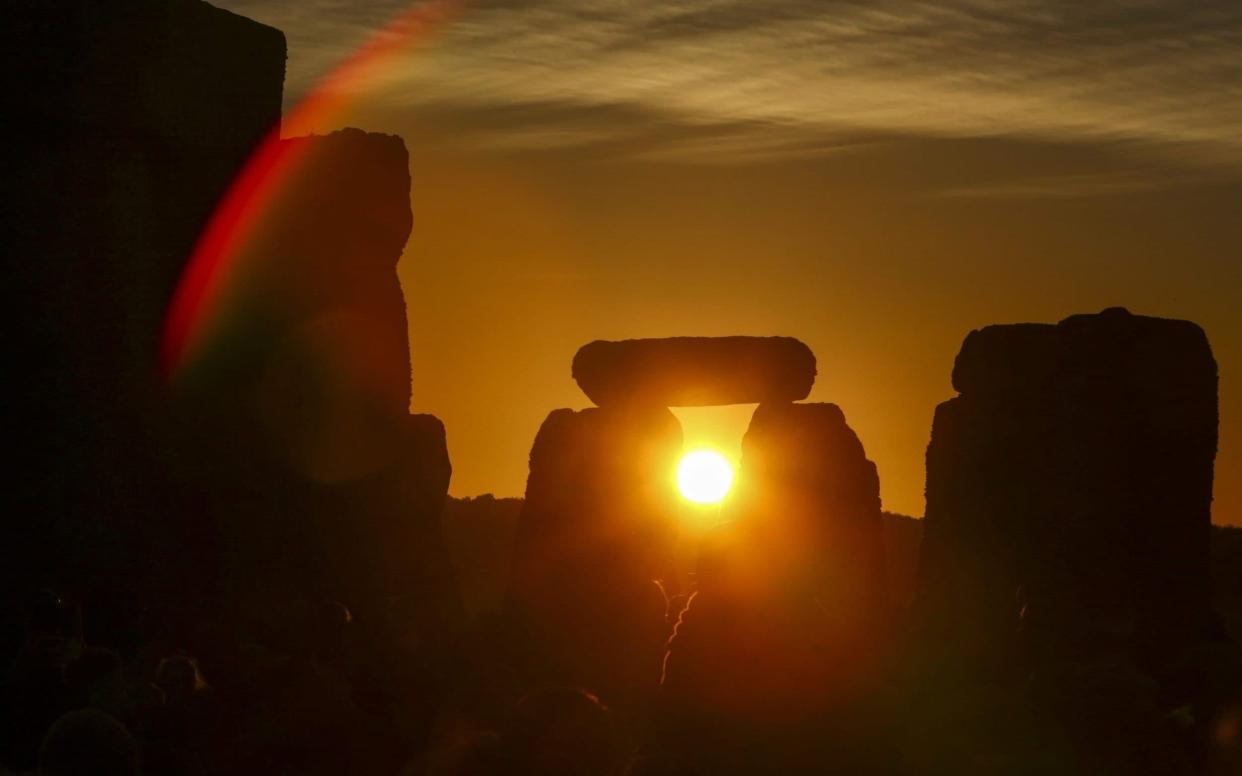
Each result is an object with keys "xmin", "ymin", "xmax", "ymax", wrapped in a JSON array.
[{"xmin": 214, "ymin": 0, "xmax": 1242, "ymax": 524}]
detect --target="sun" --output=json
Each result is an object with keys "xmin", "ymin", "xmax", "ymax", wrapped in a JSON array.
[{"xmin": 677, "ymin": 449, "xmax": 735, "ymax": 505}]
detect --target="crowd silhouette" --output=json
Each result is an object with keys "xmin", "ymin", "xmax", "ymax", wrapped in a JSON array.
[{"xmin": 4, "ymin": 520, "xmax": 1241, "ymax": 775}]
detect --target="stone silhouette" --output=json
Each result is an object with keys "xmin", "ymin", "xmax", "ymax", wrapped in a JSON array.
[
  {"xmin": 573, "ymin": 336, "xmax": 816, "ymax": 407},
  {"xmin": 441, "ymin": 495, "xmax": 524, "ymax": 619},
  {"xmin": 509, "ymin": 336, "xmax": 822, "ymax": 705},
  {"xmin": 916, "ymin": 307, "xmax": 1219, "ymax": 669},
  {"xmin": 734, "ymin": 402, "xmax": 889, "ymax": 636},
  {"xmin": 507, "ymin": 405, "xmax": 683, "ymax": 704},
  {"xmin": 5, "ymin": 2, "xmax": 458, "ymax": 646},
  {"xmin": 513, "ymin": 335, "xmax": 897, "ymax": 726},
  {"xmin": 180, "ymin": 128, "xmax": 460, "ymax": 631},
  {"xmin": 7, "ymin": 0, "xmax": 286, "ymax": 637},
  {"xmin": 662, "ymin": 402, "xmax": 890, "ymax": 723}
]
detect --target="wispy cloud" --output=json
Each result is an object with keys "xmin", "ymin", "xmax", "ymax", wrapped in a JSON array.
[
  {"xmin": 216, "ymin": 0, "xmax": 1242, "ymax": 172},
  {"xmin": 930, "ymin": 170, "xmax": 1167, "ymax": 199}
]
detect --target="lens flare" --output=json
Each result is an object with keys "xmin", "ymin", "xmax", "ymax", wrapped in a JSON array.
[
  {"xmin": 677, "ymin": 449, "xmax": 734, "ymax": 504},
  {"xmin": 160, "ymin": 0, "xmax": 463, "ymax": 379}
]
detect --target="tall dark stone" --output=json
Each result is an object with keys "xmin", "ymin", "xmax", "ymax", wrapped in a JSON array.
[
  {"xmin": 917, "ymin": 308, "xmax": 1219, "ymax": 668},
  {"xmin": 5, "ymin": 0, "xmax": 286, "ymax": 635},
  {"xmin": 661, "ymin": 402, "xmax": 889, "ymax": 732},
  {"xmin": 731, "ymin": 402, "xmax": 889, "ymax": 633},
  {"xmin": 180, "ymin": 129, "xmax": 459, "ymax": 631},
  {"xmin": 4, "ymin": 0, "xmax": 459, "ymax": 647},
  {"xmin": 508, "ymin": 405, "xmax": 683, "ymax": 704}
]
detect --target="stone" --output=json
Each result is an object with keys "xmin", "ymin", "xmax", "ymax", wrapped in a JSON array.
[
  {"xmin": 661, "ymin": 402, "xmax": 889, "ymax": 730},
  {"xmin": 5, "ymin": 0, "xmax": 458, "ymax": 641},
  {"xmin": 507, "ymin": 405, "xmax": 683, "ymax": 704},
  {"xmin": 183, "ymin": 128, "xmax": 414, "ymax": 409},
  {"xmin": 917, "ymin": 308, "xmax": 1219, "ymax": 668},
  {"xmin": 441, "ymin": 495, "xmax": 524, "ymax": 619},
  {"xmin": 729, "ymin": 402, "xmax": 889, "ymax": 628},
  {"xmin": 312, "ymin": 413, "xmax": 458, "ymax": 634},
  {"xmin": 179, "ymin": 128, "xmax": 459, "ymax": 628},
  {"xmin": 5, "ymin": 0, "xmax": 286, "ymax": 631},
  {"xmin": 573, "ymin": 336, "xmax": 816, "ymax": 407}
]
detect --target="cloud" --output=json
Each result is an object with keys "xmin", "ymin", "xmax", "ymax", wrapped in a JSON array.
[
  {"xmin": 930, "ymin": 170, "xmax": 1166, "ymax": 199},
  {"xmin": 214, "ymin": 0, "xmax": 1242, "ymax": 173}
]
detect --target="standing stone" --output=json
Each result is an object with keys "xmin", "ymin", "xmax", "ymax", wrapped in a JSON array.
[
  {"xmin": 5, "ymin": 0, "xmax": 286, "ymax": 637},
  {"xmin": 731, "ymin": 402, "xmax": 889, "ymax": 634},
  {"xmin": 916, "ymin": 308, "xmax": 1219, "ymax": 668},
  {"xmin": 181, "ymin": 129, "xmax": 460, "ymax": 631},
  {"xmin": 4, "ymin": 0, "xmax": 458, "ymax": 655},
  {"xmin": 662, "ymin": 402, "xmax": 889, "ymax": 731},
  {"xmin": 508, "ymin": 405, "xmax": 683, "ymax": 704}
]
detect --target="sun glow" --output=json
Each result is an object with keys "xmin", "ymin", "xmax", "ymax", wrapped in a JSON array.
[{"xmin": 677, "ymin": 449, "xmax": 735, "ymax": 505}]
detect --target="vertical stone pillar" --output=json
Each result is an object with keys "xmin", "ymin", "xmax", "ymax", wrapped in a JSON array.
[
  {"xmin": 917, "ymin": 308, "xmax": 1219, "ymax": 668},
  {"xmin": 179, "ymin": 129, "xmax": 461, "ymax": 635},
  {"xmin": 508, "ymin": 405, "xmax": 683, "ymax": 702},
  {"xmin": 662, "ymin": 402, "xmax": 889, "ymax": 726},
  {"xmin": 5, "ymin": 0, "xmax": 285, "ymax": 636}
]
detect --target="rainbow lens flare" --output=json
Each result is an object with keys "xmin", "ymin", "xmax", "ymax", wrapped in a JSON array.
[{"xmin": 160, "ymin": 1, "xmax": 462, "ymax": 380}]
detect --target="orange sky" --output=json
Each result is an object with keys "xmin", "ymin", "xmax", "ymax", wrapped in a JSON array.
[
  {"xmin": 214, "ymin": 0, "xmax": 1241, "ymax": 525},
  {"xmin": 391, "ymin": 132, "xmax": 1241, "ymax": 524}
]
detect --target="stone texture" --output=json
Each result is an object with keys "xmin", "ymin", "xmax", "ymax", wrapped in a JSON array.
[
  {"xmin": 917, "ymin": 307, "xmax": 1219, "ymax": 667},
  {"xmin": 573, "ymin": 336, "xmax": 816, "ymax": 407},
  {"xmin": 661, "ymin": 402, "xmax": 889, "ymax": 727},
  {"xmin": 507, "ymin": 405, "xmax": 683, "ymax": 704}
]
